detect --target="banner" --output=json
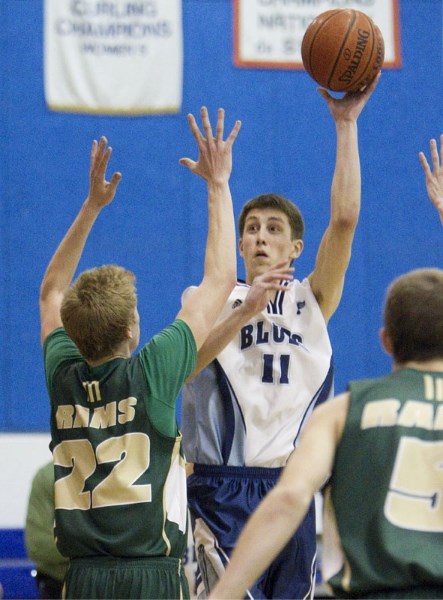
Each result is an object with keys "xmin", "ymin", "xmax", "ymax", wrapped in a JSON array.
[
  {"xmin": 44, "ymin": 0, "xmax": 183, "ymax": 115},
  {"xmin": 234, "ymin": 0, "xmax": 402, "ymax": 70}
]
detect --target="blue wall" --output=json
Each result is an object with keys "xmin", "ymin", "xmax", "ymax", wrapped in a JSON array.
[{"xmin": 0, "ymin": 0, "xmax": 442, "ymax": 432}]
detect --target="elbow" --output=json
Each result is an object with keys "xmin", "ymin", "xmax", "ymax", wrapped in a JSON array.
[
  {"xmin": 271, "ymin": 482, "xmax": 311, "ymax": 517},
  {"xmin": 221, "ymin": 273, "xmax": 237, "ymax": 302},
  {"xmin": 225, "ymin": 270, "xmax": 237, "ymax": 293},
  {"xmin": 40, "ymin": 268, "xmax": 57, "ymax": 302},
  {"xmin": 332, "ymin": 207, "xmax": 359, "ymax": 233},
  {"xmin": 213, "ymin": 269, "xmax": 236, "ymax": 298},
  {"xmin": 39, "ymin": 280, "xmax": 50, "ymax": 304},
  {"xmin": 201, "ymin": 269, "xmax": 236, "ymax": 306}
]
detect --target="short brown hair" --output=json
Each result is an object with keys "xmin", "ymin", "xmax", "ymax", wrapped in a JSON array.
[
  {"xmin": 238, "ymin": 193, "xmax": 304, "ymax": 240},
  {"xmin": 61, "ymin": 264, "xmax": 137, "ymax": 361},
  {"xmin": 384, "ymin": 268, "xmax": 443, "ymax": 363}
]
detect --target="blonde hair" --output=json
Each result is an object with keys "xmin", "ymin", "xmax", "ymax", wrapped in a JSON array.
[{"xmin": 61, "ymin": 264, "xmax": 137, "ymax": 361}]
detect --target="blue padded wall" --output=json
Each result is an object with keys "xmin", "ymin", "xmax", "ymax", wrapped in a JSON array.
[{"xmin": 0, "ymin": 0, "xmax": 442, "ymax": 431}]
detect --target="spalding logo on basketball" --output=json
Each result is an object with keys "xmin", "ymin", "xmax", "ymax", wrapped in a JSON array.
[{"xmin": 301, "ymin": 9, "xmax": 385, "ymax": 93}]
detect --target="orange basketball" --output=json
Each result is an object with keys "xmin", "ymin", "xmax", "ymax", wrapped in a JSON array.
[{"xmin": 301, "ymin": 9, "xmax": 384, "ymax": 93}]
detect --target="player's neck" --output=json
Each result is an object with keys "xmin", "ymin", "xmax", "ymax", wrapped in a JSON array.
[
  {"xmin": 394, "ymin": 358, "xmax": 443, "ymax": 372},
  {"xmin": 87, "ymin": 343, "xmax": 131, "ymax": 366}
]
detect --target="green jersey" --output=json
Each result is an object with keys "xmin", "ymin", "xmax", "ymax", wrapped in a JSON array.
[
  {"xmin": 43, "ymin": 320, "xmax": 196, "ymax": 561},
  {"xmin": 323, "ymin": 368, "xmax": 443, "ymax": 598}
]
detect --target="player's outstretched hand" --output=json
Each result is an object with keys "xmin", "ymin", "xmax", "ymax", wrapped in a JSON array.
[
  {"xmin": 317, "ymin": 71, "xmax": 381, "ymax": 122},
  {"xmin": 88, "ymin": 136, "xmax": 122, "ymax": 208},
  {"xmin": 419, "ymin": 134, "xmax": 443, "ymax": 225},
  {"xmin": 179, "ymin": 107, "xmax": 241, "ymax": 185},
  {"xmin": 243, "ymin": 260, "xmax": 294, "ymax": 316}
]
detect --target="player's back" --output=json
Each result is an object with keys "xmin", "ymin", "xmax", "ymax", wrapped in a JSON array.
[
  {"xmin": 46, "ymin": 328, "xmax": 189, "ymax": 561},
  {"xmin": 323, "ymin": 368, "xmax": 443, "ymax": 598}
]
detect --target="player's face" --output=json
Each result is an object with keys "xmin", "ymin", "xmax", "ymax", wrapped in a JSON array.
[{"xmin": 239, "ymin": 208, "xmax": 302, "ymax": 284}]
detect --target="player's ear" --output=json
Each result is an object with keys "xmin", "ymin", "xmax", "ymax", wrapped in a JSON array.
[
  {"xmin": 290, "ymin": 239, "xmax": 303, "ymax": 260},
  {"xmin": 238, "ymin": 238, "xmax": 244, "ymax": 257},
  {"xmin": 379, "ymin": 327, "xmax": 393, "ymax": 356}
]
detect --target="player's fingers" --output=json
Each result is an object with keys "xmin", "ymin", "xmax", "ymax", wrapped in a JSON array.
[
  {"xmin": 90, "ymin": 139, "xmax": 98, "ymax": 160},
  {"xmin": 109, "ymin": 172, "xmax": 122, "ymax": 188},
  {"xmin": 200, "ymin": 106, "xmax": 214, "ymax": 143},
  {"xmin": 419, "ymin": 152, "xmax": 430, "ymax": 175},
  {"xmin": 226, "ymin": 120, "xmax": 242, "ymax": 145},
  {"xmin": 96, "ymin": 137, "xmax": 108, "ymax": 161},
  {"xmin": 186, "ymin": 113, "xmax": 204, "ymax": 144},
  {"xmin": 365, "ymin": 71, "xmax": 381, "ymax": 94},
  {"xmin": 178, "ymin": 157, "xmax": 196, "ymax": 170},
  {"xmin": 274, "ymin": 283, "xmax": 292, "ymax": 291},
  {"xmin": 430, "ymin": 139, "xmax": 439, "ymax": 170},
  {"xmin": 261, "ymin": 270, "xmax": 294, "ymax": 286},
  {"xmin": 316, "ymin": 87, "xmax": 332, "ymax": 102},
  {"xmin": 89, "ymin": 140, "xmax": 99, "ymax": 177},
  {"xmin": 96, "ymin": 147, "xmax": 112, "ymax": 178},
  {"xmin": 215, "ymin": 108, "xmax": 225, "ymax": 141},
  {"xmin": 261, "ymin": 281, "xmax": 292, "ymax": 294}
]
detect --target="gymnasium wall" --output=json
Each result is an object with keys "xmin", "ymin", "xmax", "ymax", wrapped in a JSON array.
[{"xmin": 0, "ymin": 0, "xmax": 442, "ymax": 439}]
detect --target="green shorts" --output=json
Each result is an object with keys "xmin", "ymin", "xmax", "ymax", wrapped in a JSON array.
[{"xmin": 65, "ymin": 555, "xmax": 190, "ymax": 599}]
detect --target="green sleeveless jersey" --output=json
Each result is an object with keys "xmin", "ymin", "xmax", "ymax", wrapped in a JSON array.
[
  {"xmin": 43, "ymin": 321, "xmax": 196, "ymax": 561},
  {"xmin": 323, "ymin": 368, "xmax": 443, "ymax": 598}
]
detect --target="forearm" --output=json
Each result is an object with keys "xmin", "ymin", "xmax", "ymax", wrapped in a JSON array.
[
  {"xmin": 204, "ymin": 180, "xmax": 237, "ymax": 289},
  {"xmin": 331, "ymin": 119, "xmax": 361, "ymax": 227},
  {"xmin": 187, "ymin": 302, "xmax": 254, "ymax": 380},
  {"xmin": 177, "ymin": 109, "xmax": 241, "ymax": 348},
  {"xmin": 187, "ymin": 261, "xmax": 294, "ymax": 377},
  {"xmin": 178, "ymin": 181, "xmax": 237, "ymax": 349},
  {"xmin": 40, "ymin": 200, "xmax": 101, "ymax": 299}
]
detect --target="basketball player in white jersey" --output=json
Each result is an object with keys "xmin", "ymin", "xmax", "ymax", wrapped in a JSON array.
[
  {"xmin": 182, "ymin": 74, "xmax": 381, "ymax": 599},
  {"xmin": 208, "ymin": 139, "xmax": 443, "ymax": 599}
]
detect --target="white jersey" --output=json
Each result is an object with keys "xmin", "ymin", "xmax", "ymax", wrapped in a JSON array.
[{"xmin": 182, "ymin": 278, "xmax": 333, "ymax": 468}]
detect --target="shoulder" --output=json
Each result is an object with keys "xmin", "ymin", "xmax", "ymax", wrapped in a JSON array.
[
  {"xmin": 150, "ymin": 319, "xmax": 195, "ymax": 346},
  {"xmin": 284, "ymin": 277, "xmax": 316, "ymax": 296},
  {"xmin": 181, "ymin": 285, "xmax": 198, "ymax": 305},
  {"xmin": 44, "ymin": 327, "xmax": 79, "ymax": 356},
  {"xmin": 44, "ymin": 328, "xmax": 83, "ymax": 385},
  {"xmin": 282, "ymin": 278, "xmax": 322, "ymax": 310},
  {"xmin": 348, "ymin": 373, "xmax": 395, "ymax": 396},
  {"xmin": 139, "ymin": 319, "xmax": 197, "ymax": 364}
]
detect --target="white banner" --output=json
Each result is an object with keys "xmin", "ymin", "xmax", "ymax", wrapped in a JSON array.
[
  {"xmin": 234, "ymin": 0, "xmax": 401, "ymax": 70},
  {"xmin": 44, "ymin": 0, "xmax": 183, "ymax": 115}
]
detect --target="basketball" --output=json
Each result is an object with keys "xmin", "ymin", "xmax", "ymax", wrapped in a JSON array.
[{"xmin": 301, "ymin": 9, "xmax": 385, "ymax": 93}]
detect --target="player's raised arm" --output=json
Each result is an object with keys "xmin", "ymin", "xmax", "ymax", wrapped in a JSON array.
[
  {"xmin": 419, "ymin": 134, "xmax": 443, "ymax": 225},
  {"xmin": 308, "ymin": 72, "xmax": 380, "ymax": 323},
  {"xmin": 39, "ymin": 137, "xmax": 122, "ymax": 344},
  {"xmin": 177, "ymin": 107, "xmax": 240, "ymax": 350}
]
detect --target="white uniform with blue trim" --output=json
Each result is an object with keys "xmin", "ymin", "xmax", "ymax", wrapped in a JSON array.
[
  {"xmin": 183, "ymin": 277, "xmax": 333, "ymax": 467},
  {"xmin": 182, "ymin": 278, "xmax": 333, "ymax": 599}
]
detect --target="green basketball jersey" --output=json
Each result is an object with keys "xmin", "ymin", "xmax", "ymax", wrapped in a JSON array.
[
  {"xmin": 43, "ymin": 321, "xmax": 196, "ymax": 561},
  {"xmin": 322, "ymin": 368, "xmax": 443, "ymax": 598}
]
